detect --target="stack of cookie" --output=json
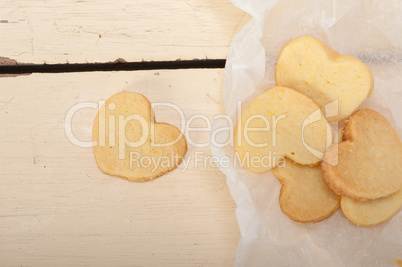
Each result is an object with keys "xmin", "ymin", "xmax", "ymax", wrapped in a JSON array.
[
  {"xmin": 235, "ymin": 36, "xmax": 402, "ymax": 226},
  {"xmin": 322, "ymin": 109, "xmax": 402, "ymax": 226}
]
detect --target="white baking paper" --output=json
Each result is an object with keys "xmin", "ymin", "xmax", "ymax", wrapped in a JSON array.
[{"xmin": 210, "ymin": 0, "xmax": 402, "ymax": 266}]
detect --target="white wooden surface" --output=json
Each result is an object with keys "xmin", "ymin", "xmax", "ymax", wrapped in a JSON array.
[
  {"xmin": 1, "ymin": 1, "xmax": 246, "ymax": 265},
  {"xmin": 0, "ymin": 0, "xmax": 249, "ymax": 64},
  {"xmin": 0, "ymin": 69, "xmax": 240, "ymax": 266}
]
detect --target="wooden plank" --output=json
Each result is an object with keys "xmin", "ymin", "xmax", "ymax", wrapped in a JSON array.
[
  {"xmin": 0, "ymin": 69, "xmax": 240, "ymax": 266},
  {"xmin": 0, "ymin": 0, "xmax": 249, "ymax": 64}
]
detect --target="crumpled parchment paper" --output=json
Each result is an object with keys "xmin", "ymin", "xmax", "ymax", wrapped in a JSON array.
[{"xmin": 210, "ymin": 0, "xmax": 402, "ymax": 266}]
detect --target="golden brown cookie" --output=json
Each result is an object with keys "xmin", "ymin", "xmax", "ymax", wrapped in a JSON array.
[
  {"xmin": 235, "ymin": 86, "xmax": 331, "ymax": 172},
  {"xmin": 93, "ymin": 92, "xmax": 187, "ymax": 182},
  {"xmin": 272, "ymin": 159, "xmax": 340, "ymax": 223},
  {"xmin": 341, "ymin": 189, "xmax": 402, "ymax": 226},
  {"xmin": 322, "ymin": 109, "xmax": 402, "ymax": 200},
  {"xmin": 276, "ymin": 36, "xmax": 374, "ymax": 122}
]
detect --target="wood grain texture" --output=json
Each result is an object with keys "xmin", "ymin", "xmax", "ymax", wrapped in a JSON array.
[
  {"xmin": 0, "ymin": 69, "xmax": 240, "ymax": 266},
  {"xmin": 0, "ymin": 0, "xmax": 249, "ymax": 64}
]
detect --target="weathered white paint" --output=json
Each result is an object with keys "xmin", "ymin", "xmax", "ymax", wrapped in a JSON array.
[
  {"xmin": 0, "ymin": 0, "xmax": 249, "ymax": 64},
  {"xmin": 0, "ymin": 69, "xmax": 240, "ymax": 266}
]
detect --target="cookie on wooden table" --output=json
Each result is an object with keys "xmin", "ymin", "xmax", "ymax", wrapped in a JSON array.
[{"xmin": 93, "ymin": 91, "xmax": 187, "ymax": 182}]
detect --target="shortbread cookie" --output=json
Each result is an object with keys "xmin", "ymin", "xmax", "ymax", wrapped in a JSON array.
[
  {"xmin": 322, "ymin": 109, "xmax": 402, "ymax": 200},
  {"xmin": 272, "ymin": 159, "xmax": 340, "ymax": 223},
  {"xmin": 93, "ymin": 92, "xmax": 187, "ymax": 182},
  {"xmin": 235, "ymin": 86, "xmax": 331, "ymax": 172},
  {"xmin": 341, "ymin": 189, "xmax": 402, "ymax": 226},
  {"xmin": 276, "ymin": 36, "xmax": 374, "ymax": 122}
]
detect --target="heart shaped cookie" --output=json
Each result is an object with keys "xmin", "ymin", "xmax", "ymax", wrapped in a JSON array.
[
  {"xmin": 276, "ymin": 36, "xmax": 374, "ymax": 122},
  {"xmin": 272, "ymin": 159, "xmax": 340, "ymax": 223},
  {"xmin": 322, "ymin": 109, "xmax": 402, "ymax": 200},
  {"xmin": 341, "ymin": 189, "xmax": 402, "ymax": 226},
  {"xmin": 235, "ymin": 86, "xmax": 331, "ymax": 172},
  {"xmin": 93, "ymin": 92, "xmax": 187, "ymax": 182}
]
